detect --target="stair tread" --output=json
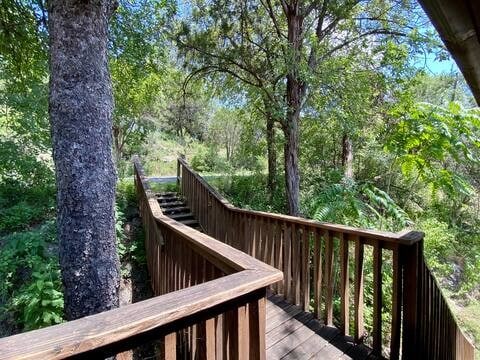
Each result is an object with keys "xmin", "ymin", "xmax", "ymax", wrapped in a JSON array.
[
  {"xmin": 180, "ymin": 219, "xmax": 199, "ymax": 226},
  {"xmin": 169, "ymin": 213, "xmax": 194, "ymax": 220},
  {"xmin": 160, "ymin": 201, "xmax": 186, "ymax": 208},
  {"xmin": 158, "ymin": 197, "xmax": 181, "ymax": 203},
  {"xmin": 163, "ymin": 206, "xmax": 190, "ymax": 214}
]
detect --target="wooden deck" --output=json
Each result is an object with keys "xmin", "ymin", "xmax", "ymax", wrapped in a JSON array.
[{"xmin": 266, "ymin": 294, "xmax": 375, "ymax": 360}]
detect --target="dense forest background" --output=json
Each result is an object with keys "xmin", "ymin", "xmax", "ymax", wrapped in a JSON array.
[{"xmin": 1, "ymin": 0, "xmax": 479, "ymax": 356}]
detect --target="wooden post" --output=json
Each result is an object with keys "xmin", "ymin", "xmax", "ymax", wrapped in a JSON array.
[
  {"xmin": 401, "ymin": 238, "xmax": 423, "ymax": 359},
  {"xmin": 248, "ymin": 290, "xmax": 267, "ymax": 360},
  {"xmin": 177, "ymin": 154, "xmax": 185, "ymax": 190}
]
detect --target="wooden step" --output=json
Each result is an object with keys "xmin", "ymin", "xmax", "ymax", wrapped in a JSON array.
[
  {"xmin": 158, "ymin": 197, "xmax": 181, "ymax": 203},
  {"xmin": 156, "ymin": 192, "xmax": 176, "ymax": 197},
  {"xmin": 160, "ymin": 201, "xmax": 186, "ymax": 208},
  {"xmin": 179, "ymin": 219, "xmax": 199, "ymax": 227},
  {"xmin": 169, "ymin": 213, "xmax": 194, "ymax": 221},
  {"xmin": 163, "ymin": 206, "xmax": 190, "ymax": 215}
]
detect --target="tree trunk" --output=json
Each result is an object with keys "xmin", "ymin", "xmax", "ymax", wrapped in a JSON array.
[
  {"xmin": 283, "ymin": 121, "xmax": 300, "ymax": 216},
  {"xmin": 341, "ymin": 134, "xmax": 354, "ymax": 180},
  {"xmin": 49, "ymin": 0, "xmax": 120, "ymax": 320},
  {"xmin": 284, "ymin": 8, "xmax": 303, "ymax": 216},
  {"xmin": 266, "ymin": 111, "xmax": 277, "ymax": 200}
]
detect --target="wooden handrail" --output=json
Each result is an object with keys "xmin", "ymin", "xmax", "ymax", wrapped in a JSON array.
[
  {"xmin": 0, "ymin": 272, "xmax": 274, "ymax": 359},
  {"xmin": 178, "ymin": 157, "xmax": 475, "ymax": 360},
  {"xmin": 0, "ymin": 158, "xmax": 282, "ymax": 360},
  {"xmin": 177, "ymin": 158, "xmax": 423, "ymax": 246}
]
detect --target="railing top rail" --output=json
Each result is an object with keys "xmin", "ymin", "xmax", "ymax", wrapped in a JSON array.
[
  {"xmin": 178, "ymin": 157, "xmax": 424, "ymax": 246},
  {"xmin": 0, "ymin": 270, "xmax": 277, "ymax": 360}
]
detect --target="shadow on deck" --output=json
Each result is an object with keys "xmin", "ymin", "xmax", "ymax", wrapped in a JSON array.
[{"xmin": 266, "ymin": 294, "xmax": 375, "ymax": 360}]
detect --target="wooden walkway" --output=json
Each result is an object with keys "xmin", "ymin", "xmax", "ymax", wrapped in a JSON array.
[{"xmin": 266, "ymin": 294, "xmax": 375, "ymax": 360}]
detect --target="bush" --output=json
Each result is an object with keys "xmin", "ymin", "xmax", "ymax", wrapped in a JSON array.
[
  {"xmin": 191, "ymin": 145, "xmax": 229, "ymax": 173},
  {"xmin": 0, "ymin": 202, "xmax": 47, "ymax": 234},
  {"xmin": 0, "ymin": 221, "xmax": 63, "ymax": 331},
  {"xmin": 306, "ymin": 181, "xmax": 412, "ymax": 232},
  {"xmin": 418, "ymin": 218, "xmax": 456, "ymax": 277},
  {"xmin": 10, "ymin": 261, "xmax": 63, "ymax": 330},
  {"xmin": 213, "ymin": 173, "xmax": 285, "ymax": 213}
]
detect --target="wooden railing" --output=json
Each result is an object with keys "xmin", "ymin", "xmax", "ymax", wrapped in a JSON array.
[
  {"xmin": 178, "ymin": 157, "xmax": 475, "ymax": 360},
  {"xmin": 0, "ymin": 158, "xmax": 282, "ymax": 359}
]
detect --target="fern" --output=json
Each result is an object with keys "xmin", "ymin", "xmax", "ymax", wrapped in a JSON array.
[{"xmin": 312, "ymin": 181, "xmax": 411, "ymax": 231}]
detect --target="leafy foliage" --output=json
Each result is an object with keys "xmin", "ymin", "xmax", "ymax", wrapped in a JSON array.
[
  {"xmin": 306, "ymin": 181, "xmax": 412, "ymax": 231},
  {"xmin": 386, "ymin": 102, "xmax": 480, "ymax": 197},
  {"xmin": 0, "ymin": 222, "xmax": 63, "ymax": 331}
]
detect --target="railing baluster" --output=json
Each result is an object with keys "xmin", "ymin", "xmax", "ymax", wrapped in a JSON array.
[
  {"xmin": 302, "ymin": 226, "xmax": 310, "ymax": 312},
  {"xmin": 267, "ymin": 218, "xmax": 275, "ymax": 269},
  {"xmin": 354, "ymin": 235, "xmax": 364, "ymax": 343},
  {"xmin": 275, "ymin": 220, "xmax": 284, "ymax": 295},
  {"xmin": 324, "ymin": 230, "xmax": 334, "ymax": 326},
  {"xmin": 284, "ymin": 223, "xmax": 293, "ymax": 303},
  {"xmin": 373, "ymin": 241, "xmax": 383, "ymax": 355},
  {"xmin": 402, "ymin": 242, "xmax": 420, "ymax": 360},
  {"xmin": 390, "ymin": 244, "xmax": 401, "ymax": 360},
  {"xmin": 293, "ymin": 225, "xmax": 301, "ymax": 306},
  {"xmin": 313, "ymin": 229, "xmax": 323, "ymax": 319},
  {"xmin": 163, "ymin": 332, "xmax": 177, "ymax": 360},
  {"xmin": 340, "ymin": 232, "xmax": 349, "ymax": 336},
  {"xmin": 205, "ymin": 318, "xmax": 216, "ymax": 360}
]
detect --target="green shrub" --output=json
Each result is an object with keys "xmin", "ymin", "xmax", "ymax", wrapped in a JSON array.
[
  {"xmin": 418, "ymin": 218, "xmax": 456, "ymax": 276},
  {"xmin": 10, "ymin": 261, "xmax": 63, "ymax": 330},
  {"xmin": 0, "ymin": 202, "xmax": 46, "ymax": 233},
  {"xmin": 307, "ymin": 181, "xmax": 411, "ymax": 232},
  {"xmin": 212, "ymin": 173, "xmax": 285, "ymax": 213},
  {"xmin": 116, "ymin": 178, "xmax": 147, "ymax": 274},
  {"xmin": 0, "ymin": 221, "xmax": 63, "ymax": 330},
  {"xmin": 191, "ymin": 145, "xmax": 229, "ymax": 173}
]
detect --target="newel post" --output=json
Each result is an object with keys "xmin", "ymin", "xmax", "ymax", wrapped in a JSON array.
[{"xmin": 400, "ymin": 232, "xmax": 424, "ymax": 359}]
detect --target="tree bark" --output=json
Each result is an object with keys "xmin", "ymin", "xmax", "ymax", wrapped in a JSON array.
[
  {"xmin": 49, "ymin": 0, "xmax": 120, "ymax": 320},
  {"xmin": 283, "ymin": 121, "xmax": 300, "ymax": 216},
  {"xmin": 341, "ymin": 134, "xmax": 354, "ymax": 180},
  {"xmin": 283, "ymin": 7, "xmax": 303, "ymax": 216}
]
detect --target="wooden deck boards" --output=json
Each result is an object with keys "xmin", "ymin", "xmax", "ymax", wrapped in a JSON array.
[{"xmin": 266, "ymin": 294, "xmax": 373, "ymax": 360}]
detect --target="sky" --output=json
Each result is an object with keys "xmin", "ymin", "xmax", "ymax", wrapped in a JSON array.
[{"xmin": 417, "ymin": 52, "xmax": 459, "ymax": 74}]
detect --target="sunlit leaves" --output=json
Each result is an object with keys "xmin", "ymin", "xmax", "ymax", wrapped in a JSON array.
[{"xmin": 386, "ymin": 102, "xmax": 480, "ymax": 197}]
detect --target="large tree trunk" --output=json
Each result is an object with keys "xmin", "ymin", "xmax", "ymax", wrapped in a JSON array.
[
  {"xmin": 341, "ymin": 134, "xmax": 354, "ymax": 180},
  {"xmin": 284, "ymin": 8, "xmax": 303, "ymax": 216},
  {"xmin": 49, "ymin": 0, "xmax": 120, "ymax": 320}
]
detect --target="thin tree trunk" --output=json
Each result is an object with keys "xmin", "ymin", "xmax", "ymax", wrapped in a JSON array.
[
  {"xmin": 266, "ymin": 111, "xmax": 277, "ymax": 200},
  {"xmin": 341, "ymin": 134, "xmax": 354, "ymax": 180},
  {"xmin": 49, "ymin": 0, "xmax": 120, "ymax": 320}
]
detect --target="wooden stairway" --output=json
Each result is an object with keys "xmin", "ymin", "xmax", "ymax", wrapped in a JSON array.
[{"xmin": 155, "ymin": 192, "xmax": 203, "ymax": 232}]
